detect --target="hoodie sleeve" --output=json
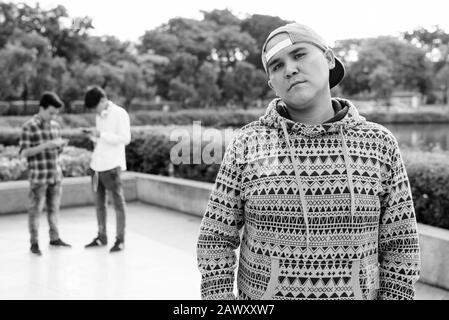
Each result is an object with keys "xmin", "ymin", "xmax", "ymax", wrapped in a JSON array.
[
  {"xmin": 197, "ymin": 135, "xmax": 245, "ymax": 300},
  {"xmin": 378, "ymin": 136, "xmax": 421, "ymax": 300}
]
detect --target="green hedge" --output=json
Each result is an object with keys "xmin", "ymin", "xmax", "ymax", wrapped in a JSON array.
[
  {"xmin": 0, "ymin": 113, "xmax": 96, "ymax": 128},
  {"xmin": 0, "ymin": 109, "xmax": 262, "ymax": 129},
  {"xmin": 402, "ymin": 148, "xmax": 449, "ymax": 230},
  {"xmin": 0, "ymin": 128, "xmax": 95, "ymax": 150}
]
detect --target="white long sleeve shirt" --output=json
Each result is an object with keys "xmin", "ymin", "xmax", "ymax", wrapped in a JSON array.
[{"xmin": 90, "ymin": 101, "xmax": 131, "ymax": 172}]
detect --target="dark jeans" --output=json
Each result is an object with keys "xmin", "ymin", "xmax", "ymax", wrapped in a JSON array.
[
  {"xmin": 91, "ymin": 167, "xmax": 126, "ymax": 242},
  {"xmin": 28, "ymin": 182, "xmax": 62, "ymax": 244}
]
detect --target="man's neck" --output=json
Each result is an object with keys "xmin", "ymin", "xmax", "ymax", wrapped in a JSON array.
[
  {"xmin": 36, "ymin": 111, "xmax": 49, "ymax": 123},
  {"xmin": 285, "ymin": 94, "xmax": 334, "ymax": 125}
]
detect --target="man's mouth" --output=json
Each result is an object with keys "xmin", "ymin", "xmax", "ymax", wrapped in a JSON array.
[{"xmin": 288, "ymin": 80, "xmax": 306, "ymax": 91}]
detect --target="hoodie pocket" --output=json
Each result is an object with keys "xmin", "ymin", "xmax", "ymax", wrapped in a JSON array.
[
  {"xmin": 350, "ymin": 260, "xmax": 363, "ymax": 300},
  {"xmin": 261, "ymin": 258, "xmax": 367, "ymax": 300},
  {"xmin": 364, "ymin": 263, "xmax": 380, "ymax": 300},
  {"xmin": 261, "ymin": 257, "xmax": 280, "ymax": 300}
]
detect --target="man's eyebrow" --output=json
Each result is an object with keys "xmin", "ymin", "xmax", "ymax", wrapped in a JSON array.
[
  {"xmin": 267, "ymin": 57, "xmax": 281, "ymax": 69},
  {"xmin": 289, "ymin": 47, "xmax": 308, "ymax": 55}
]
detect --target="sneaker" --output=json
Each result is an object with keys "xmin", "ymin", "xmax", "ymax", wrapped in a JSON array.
[
  {"xmin": 85, "ymin": 236, "xmax": 107, "ymax": 248},
  {"xmin": 49, "ymin": 239, "xmax": 72, "ymax": 247},
  {"xmin": 110, "ymin": 240, "xmax": 124, "ymax": 253},
  {"xmin": 30, "ymin": 243, "xmax": 42, "ymax": 255}
]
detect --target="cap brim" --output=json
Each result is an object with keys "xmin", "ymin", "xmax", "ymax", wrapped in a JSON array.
[{"xmin": 329, "ymin": 57, "xmax": 345, "ymax": 88}]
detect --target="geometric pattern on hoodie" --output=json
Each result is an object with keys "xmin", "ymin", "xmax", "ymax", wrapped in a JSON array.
[{"xmin": 197, "ymin": 98, "xmax": 421, "ymax": 300}]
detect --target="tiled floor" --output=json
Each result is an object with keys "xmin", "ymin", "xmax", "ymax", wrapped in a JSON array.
[
  {"xmin": 0, "ymin": 202, "xmax": 201, "ymax": 300},
  {"xmin": 0, "ymin": 202, "xmax": 448, "ymax": 300}
]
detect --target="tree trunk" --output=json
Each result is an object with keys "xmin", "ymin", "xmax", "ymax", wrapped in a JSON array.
[
  {"xmin": 446, "ymin": 86, "xmax": 449, "ymax": 106},
  {"xmin": 22, "ymin": 83, "xmax": 28, "ymax": 114}
]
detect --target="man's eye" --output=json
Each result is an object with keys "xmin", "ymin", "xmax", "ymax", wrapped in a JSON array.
[
  {"xmin": 272, "ymin": 63, "xmax": 283, "ymax": 71},
  {"xmin": 294, "ymin": 53, "xmax": 305, "ymax": 59}
]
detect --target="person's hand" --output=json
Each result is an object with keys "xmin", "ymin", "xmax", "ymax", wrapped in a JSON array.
[
  {"xmin": 43, "ymin": 139, "xmax": 63, "ymax": 150},
  {"xmin": 90, "ymin": 129, "xmax": 100, "ymax": 138},
  {"xmin": 81, "ymin": 128, "xmax": 100, "ymax": 138},
  {"xmin": 55, "ymin": 138, "xmax": 68, "ymax": 148}
]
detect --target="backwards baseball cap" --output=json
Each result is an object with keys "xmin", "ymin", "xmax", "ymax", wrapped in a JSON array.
[{"xmin": 261, "ymin": 23, "xmax": 345, "ymax": 88}]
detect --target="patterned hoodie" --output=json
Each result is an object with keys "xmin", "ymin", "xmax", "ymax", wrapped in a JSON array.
[{"xmin": 197, "ymin": 98, "xmax": 421, "ymax": 300}]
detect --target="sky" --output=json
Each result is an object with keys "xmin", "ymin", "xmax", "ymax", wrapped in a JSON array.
[{"xmin": 8, "ymin": 0, "xmax": 449, "ymax": 45}]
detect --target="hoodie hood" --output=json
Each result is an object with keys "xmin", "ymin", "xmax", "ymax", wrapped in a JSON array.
[{"xmin": 260, "ymin": 97, "xmax": 366, "ymax": 137}]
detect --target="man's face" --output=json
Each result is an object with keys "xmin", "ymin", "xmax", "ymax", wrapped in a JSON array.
[
  {"xmin": 266, "ymin": 33, "xmax": 334, "ymax": 110},
  {"xmin": 41, "ymin": 105, "xmax": 59, "ymax": 122},
  {"xmin": 93, "ymin": 98, "xmax": 108, "ymax": 115}
]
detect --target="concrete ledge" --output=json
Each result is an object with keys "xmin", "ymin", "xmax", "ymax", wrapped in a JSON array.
[
  {"xmin": 418, "ymin": 223, "xmax": 449, "ymax": 290},
  {"xmin": 133, "ymin": 172, "xmax": 211, "ymax": 216},
  {"xmin": 0, "ymin": 173, "xmax": 137, "ymax": 215}
]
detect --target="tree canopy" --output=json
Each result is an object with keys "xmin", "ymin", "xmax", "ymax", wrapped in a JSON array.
[{"xmin": 1, "ymin": 2, "xmax": 448, "ymax": 109}]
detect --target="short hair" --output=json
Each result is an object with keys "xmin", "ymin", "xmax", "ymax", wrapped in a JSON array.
[
  {"xmin": 39, "ymin": 92, "xmax": 63, "ymax": 109},
  {"xmin": 84, "ymin": 86, "xmax": 107, "ymax": 109}
]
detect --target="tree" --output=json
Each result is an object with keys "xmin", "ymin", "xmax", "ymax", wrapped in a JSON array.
[
  {"xmin": 222, "ymin": 61, "xmax": 266, "ymax": 108},
  {"xmin": 340, "ymin": 36, "xmax": 431, "ymax": 99},
  {"xmin": 0, "ymin": 29, "xmax": 71, "ymax": 103},
  {"xmin": 403, "ymin": 26, "xmax": 449, "ymax": 104},
  {"xmin": 435, "ymin": 65, "xmax": 449, "ymax": 104},
  {"xmin": 115, "ymin": 60, "xmax": 147, "ymax": 108},
  {"xmin": 168, "ymin": 77, "xmax": 198, "ymax": 107},
  {"xmin": 195, "ymin": 62, "xmax": 220, "ymax": 108},
  {"xmin": 369, "ymin": 65, "xmax": 395, "ymax": 105},
  {"xmin": 404, "ymin": 26, "xmax": 449, "ymax": 74},
  {"xmin": 201, "ymin": 9, "xmax": 241, "ymax": 27},
  {"xmin": 0, "ymin": 2, "xmax": 93, "ymax": 62},
  {"xmin": 213, "ymin": 25, "xmax": 257, "ymax": 68},
  {"xmin": 84, "ymin": 36, "xmax": 134, "ymax": 65},
  {"xmin": 138, "ymin": 30, "xmax": 179, "ymax": 56},
  {"xmin": 0, "ymin": 43, "xmax": 35, "ymax": 100},
  {"xmin": 165, "ymin": 17, "xmax": 215, "ymax": 63},
  {"xmin": 240, "ymin": 14, "xmax": 290, "ymax": 69}
]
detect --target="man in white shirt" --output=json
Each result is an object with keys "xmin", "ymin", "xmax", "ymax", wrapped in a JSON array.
[{"xmin": 82, "ymin": 86, "xmax": 131, "ymax": 252}]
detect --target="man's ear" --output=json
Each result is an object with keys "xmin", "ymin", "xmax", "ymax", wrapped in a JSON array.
[
  {"xmin": 325, "ymin": 49, "xmax": 336, "ymax": 70},
  {"xmin": 267, "ymin": 80, "xmax": 274, "ymax": 90}
]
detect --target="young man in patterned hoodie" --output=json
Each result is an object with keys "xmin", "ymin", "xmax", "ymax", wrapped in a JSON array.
[{"xmin": 197, "ymin": 23, "xmax": 421, "ymax": 300}]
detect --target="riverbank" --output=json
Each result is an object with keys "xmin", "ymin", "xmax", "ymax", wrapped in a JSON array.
[{"xmin": 1, "ymin": 104, "xmax": 449, "ymax": 129}]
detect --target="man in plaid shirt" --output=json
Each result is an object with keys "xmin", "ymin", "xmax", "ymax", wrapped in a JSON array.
[{"xmin": 19, "ymin": 92, "xmax": 71, "ymax": 255}]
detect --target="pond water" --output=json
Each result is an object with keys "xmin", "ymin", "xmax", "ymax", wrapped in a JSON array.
[{"xmin": 384, "ymin": 123, "xmax": 449, "ymax": 151}]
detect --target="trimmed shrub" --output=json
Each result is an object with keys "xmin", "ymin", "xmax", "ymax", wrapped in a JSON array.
[
  {"xmin": 402, "ymin": 148, "xmax": 449, "ymax": 230},
  {"xmin": 0, "ymin": 128, "xmax": 21, "ymax": 146},
  {"xmin": 0, "ymin": 108, "xmax": 263, "ymax": 129},
  {"xmin": 139, "ymin": 134, "xmax": 176, "ymax": 176},
  {"xmin": 59, "ymin": 146, "xmax": 92, "ymax": 177},
  {"xmin": 0, "ymin": 145, "xmax": 92, "ymax": 181},
  {"xmin": 0, "ymin": 145, "xmax": 28, "ymax": 181}
]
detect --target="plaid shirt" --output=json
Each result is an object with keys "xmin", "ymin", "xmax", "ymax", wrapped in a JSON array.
[{"xmin": 19, "ymin": 115, "xmax": 63, "ymax": 185}]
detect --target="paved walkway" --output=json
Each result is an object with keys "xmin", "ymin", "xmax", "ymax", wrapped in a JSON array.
[{"xmin": 0, "ymin": 202, "xmax": 448, "ymax": 300}]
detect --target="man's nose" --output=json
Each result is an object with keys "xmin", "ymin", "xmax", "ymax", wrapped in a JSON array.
[{"xmin": 285, "ymin": 59, "xmax": 299, "ymax": 78}]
